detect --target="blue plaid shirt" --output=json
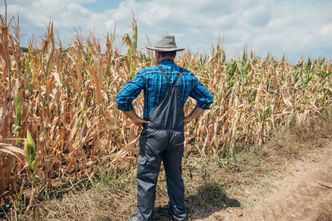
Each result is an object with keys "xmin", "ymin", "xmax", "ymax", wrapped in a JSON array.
[{"xmin": 116, "ymin": 59, "xmax": 214, "ymax": 120}]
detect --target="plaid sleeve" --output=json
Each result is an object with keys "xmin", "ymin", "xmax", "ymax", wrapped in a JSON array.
[
  {"xmin": 116, "ymin": 71, "xmax": 145, "ymax": 111},
  {"xmin": 189, "ymin": 74, "xmax": 214, "ymax": 110}
]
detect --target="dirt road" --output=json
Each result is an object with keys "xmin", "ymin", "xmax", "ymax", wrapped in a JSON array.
[{"xmin": 199, "ymin": 142, "xmax": 332, "ymax": 221}]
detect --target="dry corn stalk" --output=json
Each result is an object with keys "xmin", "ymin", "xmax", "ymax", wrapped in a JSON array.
[{"xmin": 0, "ymin": 10, "xmax": 332, "ymax": 212}]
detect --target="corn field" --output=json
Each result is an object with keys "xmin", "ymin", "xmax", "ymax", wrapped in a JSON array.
[{"xmin": 1, "ymin": 13, "xmax": 332, "ymax": 213}]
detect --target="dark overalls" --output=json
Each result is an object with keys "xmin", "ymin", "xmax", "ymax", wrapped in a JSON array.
[{"xmin": 137, "ymin": 66, "xmax": 187, "ymax": 221}]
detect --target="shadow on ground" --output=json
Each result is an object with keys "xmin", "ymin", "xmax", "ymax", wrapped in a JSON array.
[{"xmin": 155, "ymin": 182, "xmax": 240, "ymax": 220}]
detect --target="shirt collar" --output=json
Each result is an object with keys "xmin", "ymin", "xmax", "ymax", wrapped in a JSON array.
[{"xmin": 159, "ymin": 59, "xmax": 175, "ymax": 65}]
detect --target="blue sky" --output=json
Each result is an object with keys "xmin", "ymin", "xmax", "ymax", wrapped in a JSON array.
[{"xmin": 1, "ymin": 0, "xmax": 332, "ymax": 62}]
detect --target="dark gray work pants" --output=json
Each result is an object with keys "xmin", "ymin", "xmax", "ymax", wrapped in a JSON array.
[{"xmin": 137, "ymin": 127, "xmax": 187, "ymax": 221}]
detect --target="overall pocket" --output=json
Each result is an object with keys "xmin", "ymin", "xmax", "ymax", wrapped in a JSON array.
[
  {"xmin": 141, "ymin": 126, "xmax": 157, "ymax": 138},
  {"xmin": 172, "ymin": 130, "xmax": 185, "ymax": 147}
]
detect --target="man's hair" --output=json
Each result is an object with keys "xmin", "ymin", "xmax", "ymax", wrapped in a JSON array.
[{"xmin": 159, "ymin": 51, "xmax": 176, "ymax": 57}]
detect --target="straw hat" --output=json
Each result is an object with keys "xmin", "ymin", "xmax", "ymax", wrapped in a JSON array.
[{"xmin": 146, "ymin": 35, "xmax": 185, "ymax": 52}]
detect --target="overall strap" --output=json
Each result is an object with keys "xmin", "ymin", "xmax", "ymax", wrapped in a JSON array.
[
  {"xmin": 158, "ymin": 66, "xmax": 170, "ymax": 83},
  {"xmin": 175, "ymin": 70, "xmax": 183, "ymax": 86},
  {"xmin": 158, "ymin": 65, "xmax": 183, "ymax": 85}
]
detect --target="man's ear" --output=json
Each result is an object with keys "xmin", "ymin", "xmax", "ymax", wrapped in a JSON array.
[{"xmin": 155, "ymin": 52, "xmax": 160, "ymax": 63}]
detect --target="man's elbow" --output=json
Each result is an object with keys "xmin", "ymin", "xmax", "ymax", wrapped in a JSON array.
[
  {"xmin": 200, "ymin": 96, "xmax": 214, "ymax": 110},
  {"xmin": 115, "ymin": 96, "xmax": 121, "ymax": 110},
  {"xmin": 115, "ymin": 99, "xmax": 134, "ymax": 112},
  {"xmin": 196, "ymin": 101, "xmax": 212, "ymax": 110}
]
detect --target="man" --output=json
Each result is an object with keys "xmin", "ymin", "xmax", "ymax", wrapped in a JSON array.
[{"xmin": 116, "ymin": 35, "xmax": 214, "ymax": 221}]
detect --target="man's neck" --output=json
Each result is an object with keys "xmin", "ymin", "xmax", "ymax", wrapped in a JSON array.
[{"xmin": 158, "ymin": 58, "xmax": 175, "ymax": 64}]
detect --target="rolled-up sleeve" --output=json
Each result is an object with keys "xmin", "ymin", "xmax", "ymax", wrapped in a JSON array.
[
  {"xmin": 190, "ymin": 75, "xmax": 214, "ymax": 110},
  {"xmin": 116, "ymin": 71, "xmax": 145, "ymax": 111}
]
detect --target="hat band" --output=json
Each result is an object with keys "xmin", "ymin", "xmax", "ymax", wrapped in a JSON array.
[{"xmin": 153, "ymin": 46, "xmax": 177, "ymax": 48}]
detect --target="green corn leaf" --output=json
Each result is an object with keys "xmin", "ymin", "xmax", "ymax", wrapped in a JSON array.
[{"xmin": 24, "ymin": 130, "xmax": 36, "ymax": 172}]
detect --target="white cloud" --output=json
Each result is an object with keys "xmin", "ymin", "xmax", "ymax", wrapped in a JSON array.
[
  {"xmin": 321, "ymin": 23, "xmax": 332, "ymax": 36},
  {"xmin": 1, "ymin": 0, "xmax": 331, "ymax": 62}
]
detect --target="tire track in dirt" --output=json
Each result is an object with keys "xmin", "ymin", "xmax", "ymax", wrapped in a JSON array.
[{"xmin": 199, "ymin": 142, "xmax": 332, "ymax": 221}]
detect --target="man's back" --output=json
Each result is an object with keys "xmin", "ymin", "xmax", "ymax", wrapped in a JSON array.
[{"xmin": 116, "ymin": 59, "xmax": 213, "ymax": 121}]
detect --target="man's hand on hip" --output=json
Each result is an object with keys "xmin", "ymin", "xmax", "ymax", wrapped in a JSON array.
[
  {"xmin": 123, "ymin": 110, "xmax": 149, "ymax": 126},
  {"xmin": 183, "ymin": 116, "xmax": 193, "ymax": 125},
  {"xmin": 184, "ymin": 107, "xmax": 205, "ymax": 125},
  {"xmin": 131, "ymin": 117, "xmax": 149, "ymax": 127}
]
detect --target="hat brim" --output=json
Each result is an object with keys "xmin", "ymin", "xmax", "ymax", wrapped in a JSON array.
[{"xmin": 146, "ymin": 46, "xmax": 185, "ymax": 52}]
